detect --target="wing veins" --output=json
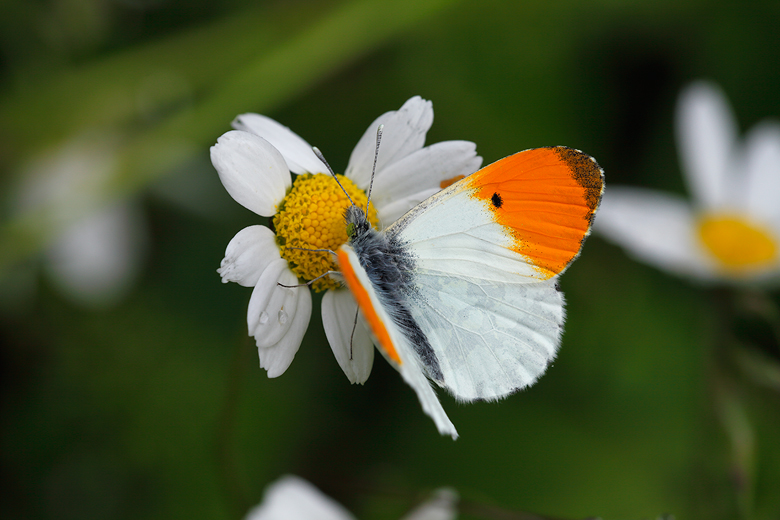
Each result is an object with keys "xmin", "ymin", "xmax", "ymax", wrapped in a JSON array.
[
  {"xmin": 416, "ymin": 289, "xmax": 517, "ymax": 389},
  {"xmin": 407, "ymin": 223, "xmax": 504, "ymax": 245},
  {"xmin": 415, "ymin": 271, "xmax": 560, "ymax": 326}
]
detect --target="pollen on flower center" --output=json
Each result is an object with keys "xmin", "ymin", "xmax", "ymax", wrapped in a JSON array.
[
  {"xmin": 697, "ymin": 213, "xmax": 778, "ymax": 272},
  {"xmin": 274, "ymin": 173, "xmax": 378, "ymax": 292}
]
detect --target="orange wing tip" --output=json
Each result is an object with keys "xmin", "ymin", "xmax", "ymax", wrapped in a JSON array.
[
  {"xmin": 552, "ymin": 146, "xmax": 605, "ymax": 222},
  {"xmin": 466, "ymin": 146, "xmax": 604, "ymax": 278},
  {"xmin": 336, "ymin": 247, "xmax": 402, "ymax": 365}
]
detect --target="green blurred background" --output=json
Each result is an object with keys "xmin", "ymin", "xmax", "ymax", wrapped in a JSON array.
[{"xmin": 2, "ymin": 0, "xmax": 779, "ymax": 518}]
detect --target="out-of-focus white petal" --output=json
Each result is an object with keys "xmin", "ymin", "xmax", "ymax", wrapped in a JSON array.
[
  {"xmin": 372, "ymin": 141, "xmax": 482, "ymax": 225},
  {"xmin": 322, "ymin": 289, "xmax": 374, "ymax": 384},
  {"xmin": 676, "ymin": 81, "xmax": 737, "ymax": 210},
  {"xmin": 232, "ymin": 114, "xmax": 328, "ymax": 175},
  {"xmin": 210, "ymin": 131, "xmax": 291, "ymax": 217},
  {"xmin": 594, "ymin": 186, "xmax": 717, "ymax": 280},
  {"xmin": 218, "ymin": 225, "xmax": 280, "ymax": 287},
  {"xmin": 400, "ymin": 488, "xmax": 459, "ymax": 520},
  {"xmin": 742, "ymin": 121, "xmax": 780, "ymax": 226},
  {"xmin": 248, "ymin": 261, "xmax": 304, "ymax": 347},
  {"xmin": 257, "ymin": 287, "xmax": 312, "ymax": 378},
  {"xmin": 12, "ymin": 132, "xmax": 121, "ymax": 243},
  {"xmin": 245, "ymin": 475, "xmax": 356, "ymax": 520},
  {"xmin": 46, "ymin": 201, "xmax": 147, "ymax": 307},
  {"xmin": 345, "ymin": 96, "xmax": 433, "ymax": 188}
]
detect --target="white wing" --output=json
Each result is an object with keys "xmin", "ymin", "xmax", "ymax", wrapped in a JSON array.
[
  {"xmin": 386, "ymin": 147, "xmax": 602, "ymax": 401},
  {"xmin": 404, "ymin": 271, "xmax": 564, "ymax": 401}
]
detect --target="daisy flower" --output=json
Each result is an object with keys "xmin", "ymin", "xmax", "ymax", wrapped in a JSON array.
[
  {"xmin": 244, "ymin": 475, "xmax": 458, "ymax": 520},
  {"xmin": 11, "ymin": 132, "xmax": 147, "ymax": 307},
  {"xmin": 595, "ymin": 81, "xmax": 780, "ymax": 284},
  {"xmin": 212, "ymin": 96, "xmax": 482, "ymax": 382}
]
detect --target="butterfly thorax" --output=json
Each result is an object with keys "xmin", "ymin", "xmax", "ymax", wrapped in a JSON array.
[{"xmin": 344, "ymin": 205, "xmax": 413, "ymax": 287}]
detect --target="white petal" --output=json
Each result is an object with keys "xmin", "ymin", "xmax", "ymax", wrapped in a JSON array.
[
  {"xmin": 371, "ymin": 141, "xmax": 482, "ymax": 225},
  {"xmin": 400, "ymin": 488, "xmax": 459, "ymax": 520},
  {"xmin": 676, "ymin": 81, "xmax": 738, "ymax": 210},
  {"xmin": 211, "ymin": 131, "xmax": 291, "ymax": 217},
  {"xmin": 594, "ymin": 186, "xmax": 718, "ymax": 280},
  {"xmin": 248, "ymin": 261, "xmax": 305, "ymax": 347},
  {"xmin": 218, "ymin": 225, "xmax": 280, "ymax": 287},
  {"xmin": 46, "ymin": 201, "xmax": 146, "ymax": 307},
  {"xmin": 742, "ymin": 121, "xmax": 780, "ymax": 225},
  {"xmin": 232, "ymin": 114, "xmax": 328, "ymax": 175},
  {"xmin": 345, "ymin": 96, "xmax": 433, "ymax": 188},
  {"xmin": 376, "ymin": 196, "xmax": 436, "ymax": 228},
  {"xmin": 257, "ymin": 287, "xmax": 312, "ymax": 378},
  {"xmin": 247, "ymin": 258, "xmax": 287, "ymax": 333},
  {"xmin": 244, "ymin": 475, "xmax": 356, "ymax": 520},
  {"xmin": 322, "ymin": 289, "xmax": 374, "ymax": 384}
]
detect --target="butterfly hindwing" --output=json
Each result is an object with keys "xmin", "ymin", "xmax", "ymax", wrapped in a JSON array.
[{"xmin": 402, "ymin": 272, "xmax": 564, "ymax": 401}]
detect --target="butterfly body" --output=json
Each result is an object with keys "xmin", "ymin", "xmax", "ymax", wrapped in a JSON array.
[{"xmin": 342, "ymin": 205, "xmax": 441, "ymax": 379}]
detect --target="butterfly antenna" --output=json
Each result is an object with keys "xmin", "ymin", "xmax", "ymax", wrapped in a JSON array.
[
  {"xmin": 365, "ymin": 124, "xmax": 383, "ymax": 214},
  {"xmin": 313, "ymin": 146, "xmax": 356, "ymax": 207}
]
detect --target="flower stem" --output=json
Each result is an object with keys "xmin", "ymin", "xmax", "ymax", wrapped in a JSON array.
[{"xmin": 215, "ymin": 333, "xmax": 253, "ymax": 518}]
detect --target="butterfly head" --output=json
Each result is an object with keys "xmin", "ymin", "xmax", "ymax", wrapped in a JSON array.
[{"xmin": 344, "ymin": 204, "xmax": 371, "ymax": 242}]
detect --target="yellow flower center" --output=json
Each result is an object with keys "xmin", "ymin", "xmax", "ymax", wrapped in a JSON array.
[
  {"xmin": 697, "ymin": 213, "xmax": 778, "ymax": 273},
  {"xmin": 274, "ymin": 173, "xmax": 378, "ymax": 292}
]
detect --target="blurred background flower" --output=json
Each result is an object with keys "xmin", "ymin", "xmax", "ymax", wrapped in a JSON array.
[
  {"xmin": 2, "ymin": 0, "xmax": 780, "ymax": 519},
  {"xmin": 244, "ymin": 475, "xmax": 457, "ymax": 520},
  {"xmin": 8, "ymin": 132, "xmax": 148, "ymax": 308},
  {"xmin": 593, "ymin": 77, "xmax": 780, "ymax": 520},
  {"xmin": 595, "ymin": 81, "xmax": 780, "ymax": 284}
]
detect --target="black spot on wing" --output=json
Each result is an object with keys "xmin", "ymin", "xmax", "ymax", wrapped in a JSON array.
[{"xmin": 491, "ymin": 192, "xmax": 503, "ymax": 208}]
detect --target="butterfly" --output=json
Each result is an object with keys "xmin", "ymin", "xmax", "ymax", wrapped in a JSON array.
[{"xmin": 332, "ymin": 145, "xmax": 604, "ymax": 439}]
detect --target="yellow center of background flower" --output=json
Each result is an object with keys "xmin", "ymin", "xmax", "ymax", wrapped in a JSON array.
[
  {"xmin": 274, "ymin": 173, "xmax": 378, "ymax": 292},
  {"xmin": 697, "ymin": 213, "xmax": 778, "ymax": 273}
]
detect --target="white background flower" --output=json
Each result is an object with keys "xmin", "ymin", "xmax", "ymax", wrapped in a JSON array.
[
  {"xmin": 244, "ymin": 475, "xmax": 457, "ymax": 520},
  {"xmin": 595, "ymin": 81, "xmax": 780, "ymax": 284},
  {"xmin": 212, "ymin": 97, "xmax": 482, "ymax": 381},
  {"xmin": 10, "ymin": 132, "xmax": 148, "ymax": 308}
]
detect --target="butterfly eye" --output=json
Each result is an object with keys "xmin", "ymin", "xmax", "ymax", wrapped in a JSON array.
[{"xmin": 346, "ymin": 222, "xmax": 356, "ymax": 239}]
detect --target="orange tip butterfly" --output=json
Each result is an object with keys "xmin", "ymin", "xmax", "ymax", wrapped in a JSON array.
[{"xmin": 331, "ymin": 144, "xmax": 604, "ymax": 439}]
